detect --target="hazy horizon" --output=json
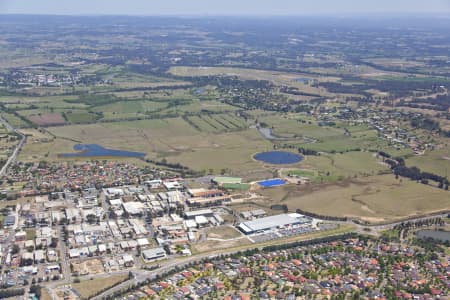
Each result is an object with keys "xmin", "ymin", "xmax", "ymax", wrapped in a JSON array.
[{"xmin": 1, "ymin": 0, "xmax": 450, "ymax": 16}]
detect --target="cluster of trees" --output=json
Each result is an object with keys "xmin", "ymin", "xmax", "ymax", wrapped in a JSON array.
[
  {"xmin": 297, "ymin": 147, "xmax": 320, "ymax": 156},
  {"xmin": 295, "ymin": 208, "xmax": 348, "ymax": 222},
  {"xmin": 279, "ymin": 86, "xmax": 319, "ymax": 97},
  {"xmin": 410, "ymin": 117, "xmax": 440, "ymax": 132},
  {"xmin": 294, "ymin": 104, "xmax": 314, "ymax": 113},
  {"xmin": 145, "ymin": 158, "xmax": 189, "ymax": 171},
  {"xmin": 379, "ymin": 151, "xmax": 449, "ymax": 189},
  {"xmin": 316, "ymin": 78, "xmax": 449, "ymax": 99},
  {"xmin": 393, "ymin": 217, "xmax": 444, "ymax": 240},
  {"xmin": 413, "ymin": 236, "xmax": 450, "ymax": 252},
  {"xmin": 0, "ymin": 289, "xmax": 25, "ymax": 298},
  {"xmin": 29, "ymin": 285, "xmax": 42, "ymax": 298},
  {"xmin": 270, "ymin": 204, "xmax": 288, "ymax": 212},
  {"xmin": 262, "ymin": 233, "xmax": 357, "ymax": 252},
  {"xmin": 314, "ymin": 81, "xmax": 371, "ymax": 98},
  {"xmin": 402, "ymin": 94, "xmax": 450, "ymax": 112},
  {"xmin": 144, "ymin": 158, "xmax": 198, "ymax": 177},
  {"xmin": 184, "ymin": 75, "xmax": 294, "ymax": 111}
]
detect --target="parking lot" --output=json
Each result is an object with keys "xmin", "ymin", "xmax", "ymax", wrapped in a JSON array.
[{"xmin": 248, "ymin": 225, "xmax": 319, "ymax": 243}]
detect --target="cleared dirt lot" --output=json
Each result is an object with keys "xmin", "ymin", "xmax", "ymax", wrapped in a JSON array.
[
  {"xmin": 72, "ymin": 274, "xmax": 128, "ymax": 299},
  {"xmin": 205, "ymin": 225, "xmax": 243, "ymax": 239},
  {"xmin": 72, "ymin": 258, "xmax": 104, "ymax": 275}
]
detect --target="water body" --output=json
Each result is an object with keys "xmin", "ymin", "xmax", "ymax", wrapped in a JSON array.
[
  {"xmin": 258, "ymin": 127, "xmax": 291, "ymax": 140},
  {"xmin": 254, "ymin": 151, "xmax": 303, "ymax": 164},
  {"xmin": 416, "ymin": 230, "xmax": 450, "ymax": 242},
  {"xmin": 60, "ymin": 144, "xmax": 146, "ymax": 158},
  {"xmin": 257, "ymin": 126, "xmax": 317, "ymax": 144}
]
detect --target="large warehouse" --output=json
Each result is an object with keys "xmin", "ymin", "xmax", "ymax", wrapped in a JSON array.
[{"xmin": 237, "ymin": 213, "xmax": 312, "ymax": 235}]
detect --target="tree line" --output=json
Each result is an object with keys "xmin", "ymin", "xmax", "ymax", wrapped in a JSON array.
[{"xmin": 378, "ymin": 151, "xmax": 449, "ymax": 189}]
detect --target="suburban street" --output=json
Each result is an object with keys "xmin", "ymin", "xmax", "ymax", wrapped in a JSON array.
[{"xmin": 88, "ymin": 211, "xmax": 449, "ymax": 299}]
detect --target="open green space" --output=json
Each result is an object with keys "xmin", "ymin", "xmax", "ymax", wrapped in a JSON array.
[
  {"xmin": 0, "ymin": 112, "xmax": 30, "ymax": 128},
  {"xmin": 405, "ymin": 148, "xmax": 450, "ymax": 178},
  {"xmin": 259, "ymin": 174, "xmax": 450, "ymax": 223},
  {"xmin": 20, "ymin": 118, "xmax": 269, "ymax": 176}
]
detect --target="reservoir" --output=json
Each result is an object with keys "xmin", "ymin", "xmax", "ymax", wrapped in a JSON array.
[
  {"xmin": 60, "ymin": 144, "xmax": 146, "ymax": 158},
  {"xmin": 254, "ymin": 151, "xmax": 303, "ymax": 164}
]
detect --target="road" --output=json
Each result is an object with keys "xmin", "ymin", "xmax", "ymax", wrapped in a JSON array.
[
  {"xmin": 90, "ymin": 211, "xmax": 449, "ymax": 299},
  {"xmin": 357, "ymin": 213, "xmax": 449, "ymax": 232},
  {"xmin": 56, "ymin": 225, "xmax": 71, "ymax": 284},
  {"xmin": 0, "ymin": 115, "xmax": 26, "ymax": 177},
  {"xmin": 90, "ymin": 231, "xmax": 354, "ymax": 300}
]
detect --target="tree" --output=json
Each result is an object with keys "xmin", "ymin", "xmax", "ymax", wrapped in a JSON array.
[
  {"xmin": 11, "ymin": 244, "xmax": 20, "ymax": 254},
  {"xmin": 50, "ymin": 237, "xmax": 58, "ymax": 248}
]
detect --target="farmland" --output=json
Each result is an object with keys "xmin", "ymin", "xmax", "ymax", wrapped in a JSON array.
[
  {"xmin": 20, "ymin": 118, "xmax": 269, "ymax": 175},
  {"xmin": 0, "ymin": 15, "xmax": 448, "ymax": 222},
  {"xmin": 0, "ymin": 14, "xmax": 450, "ymax": 300}
]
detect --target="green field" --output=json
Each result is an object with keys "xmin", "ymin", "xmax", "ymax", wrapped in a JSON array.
[
  {"xmin": 257, "ymin": 113, "xmax": 397, "ymax": 153},
  {"xmin": 91, "ymin": 100, "xmax": 167, "ymax": 114},
  {"xmin": 65, "ymin": 112, "xmax": 99, "ymax": 123},
  {"xmin": 0, "ymin": 112, "xmax": 30, "ymax": 128},
  {"xmin": 405, "ymin": 148, "xmax": 450, "ymax": 178},
  {"xmin": 301, "ymin": 151, "xmax": 389, "ymax": 182},
  {"xmin": 283, "ymin": 168, "xmax": 317, "ymax": 178},
  {"xmin": 222, "ymin": 183, "xmax": 250, "ymax": 191},
  {"xmin": 19, "ymin": 118, "xmax": 270, "ymax": 176}
]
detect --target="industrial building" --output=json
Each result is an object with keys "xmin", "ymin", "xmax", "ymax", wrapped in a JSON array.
[
  {"xmin": 240, "ymin": 209, "xmax": 267, "ymax": 220},
  {"xmin": 186, "ymin": 188, "xmax": 231, "ymax": 207},
  {"xmin": 142, "ymin": 247, "xmax": 167, "ymax": 262},
  {"xmin": 184, "ymin": 209, "xmax": 214, "ymax": 219},
  {"xmin": 237, "ymin": 213, "xmax": 312, "ymax": 235},
  {"xmin": 4, "ymin": 215, "xmax": 15, "ymax": 228}
]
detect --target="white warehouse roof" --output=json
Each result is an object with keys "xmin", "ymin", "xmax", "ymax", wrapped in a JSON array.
[
  {"xmin": 185, "ymin": 209, "xmax": 213, "ymax": 218},
  {"xmin": 238, "ymin": 213, "xmax": 311, "ymax": 234}
]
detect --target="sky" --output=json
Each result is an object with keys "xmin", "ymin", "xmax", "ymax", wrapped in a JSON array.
[{"xmin": 0, "ymin": 0, "xmax": 450, "ymax": 16}]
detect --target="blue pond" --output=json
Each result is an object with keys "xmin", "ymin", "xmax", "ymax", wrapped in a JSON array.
[
  {"xmin": 258, "ymin": 179, "xmax": 286, "ymax": 188},
  {"xmin": 254, "ymin": 151, "xmax": 303, "ymax": 164},
  {"xmin": 60, "ymin": 144, "xmax": 146, "ymax": 158}
]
